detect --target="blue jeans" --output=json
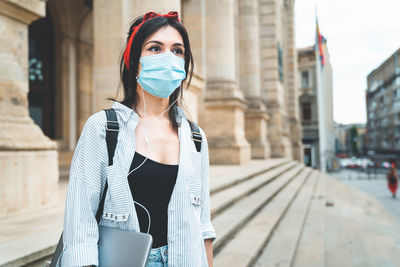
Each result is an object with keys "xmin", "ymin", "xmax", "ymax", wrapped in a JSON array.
[{"xmin": 146, "ymin": 245, "xmax": 168, "ymax": 267}]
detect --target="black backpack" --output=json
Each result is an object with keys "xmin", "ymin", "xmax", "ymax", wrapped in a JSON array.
[{"xmin": 389, "ymin": 175, "xmax": 397, "ymax": 184}]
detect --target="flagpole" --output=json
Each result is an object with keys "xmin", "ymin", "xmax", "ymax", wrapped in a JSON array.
[{"xmin": 315, "ymin": 17, "xmax": 327, "ymax": 173}]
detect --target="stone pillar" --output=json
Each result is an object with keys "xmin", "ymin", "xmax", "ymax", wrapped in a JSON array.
[
  {"xmin": 93, "ymin": 0, "xmax": 131, "ymax": 110},
  {"xmin": 239, "ymin": 0, "xmax": 271, "ymax": 159},
  {"xmin": 284, "ymin": 0, "xmax": 303, "ymax": 162},
  {"xmin": 181, "ymin": 0, "xmax": 206, "ymax": 123},
  {"xmin": 182, "ymin": 0, "xmax": 205, "ymax": 76},
  {"xmin": 202, "ymin": 0, "xmax": 251, "ymax": 165},
  {"xmin": 93, "ymin": 0, "xmax": 181, "ymax": 111},
  {"xmin": 78, "ymin": 11, "xmax": 94, "ymax": 133},
  {"xmin": 131, "ymin": 1, "xmax": 181, "ymax": 19},
  {"xmin": 0, "ymin": 0, "xmax": 58, "ymax": 217},
  {"xmin": 259, "ymin": 0, "xmax": 292, "ymax": 158}
]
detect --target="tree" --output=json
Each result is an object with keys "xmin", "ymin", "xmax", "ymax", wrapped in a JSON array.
[{"xmin": 349, "ymin": 126, "xmax": 359, "ymax": 156}]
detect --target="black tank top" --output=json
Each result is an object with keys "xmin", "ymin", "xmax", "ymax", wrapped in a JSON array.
[{"xmin": 127, "ymin": 151, "xmax": 178, "ymax": 248}]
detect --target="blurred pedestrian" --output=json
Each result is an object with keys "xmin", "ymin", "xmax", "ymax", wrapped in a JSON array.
[{"xmin": 387, "ymin": 164, "xmax": 399, "ymax": 198}]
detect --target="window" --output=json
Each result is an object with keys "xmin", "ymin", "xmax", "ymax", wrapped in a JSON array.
[
  {"xmin": 302, "ymin": 102, "xmax": 311, "ymax": 122},
  {"xmin": 393, "ymin": 100, "xmax": 400, "ymax": 112},
  {"xmin": 395, "ymin": 76, "xmax": 400, "ymax": 86},
  {"xmin": 278, "ymin": 43, "xmax": 283, "ymax": 82},
  {"xmin": 395, "ymin": 126, "xmax": 400, "ymax": 135},
  {"xmin": 370, "ymin": 100, "xmax": 377, "ymax": 109},
  {"xmin": 382, "ymin": 140, "xmax": 389, "ymax": 148},
  {"xmin": 393, "ymin": 89, "xmax": 400, "ymax": 99},
  {"xmin": 368, "ymin": 112, "xmax": 374, "ymax": 119},
  {"xmin": 301, "ymin": 71, "xmax": 309, "ymax": 88},
  {"xmin": 395, "ymin": 86, "xmax": 400, "ymax": 99},
  {"xmin": 380, "ymin": 95, "xmax": 386, "ymax": 104}
]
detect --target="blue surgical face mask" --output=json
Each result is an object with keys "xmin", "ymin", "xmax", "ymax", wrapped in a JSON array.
[{"xmin": 137, "ymin": 51, "xmax": 186, "ymax": 98}]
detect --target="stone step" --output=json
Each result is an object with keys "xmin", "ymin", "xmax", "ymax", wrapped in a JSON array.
[
  {"xmin": 0, "ymin": 205, "xmax": 64, "ymax": 267},
  {"xmin": 58, "ymin": 150, "xmax": 73, "ymax": 181},
  {"xmin": 1, "ymin": 159, "xmax": 292, "ymax": 266},
  {"xmin": 212, "ymin": 165, "xmax": 309, "ymax": 253},
  {"xmin": 213, "ymin": 164, "xmax": 312, "ymax": 267},
  {"xmin": 291, "ymin": 172, "xmax": 326, "ymax": 267},
  {"xmin": 0, "ymin": 158, "xmax": 297, "ymax": 267},
  {"xmin": 210, "ymin": 161, "xmax": 298, "ymax": 218},
  {"xmin": 58, "ymin": 150, "xmax": 73, "ymax": 167},
  {"xmin": 210, "ymin": 158, "xmax": 292, "ymax": 194},
  {"xmin": 59, "ymin": 165, "xmax": 70, "ymax": 181},
  {"xmin": 254, "ymin": 170, "xmax": 318, "ymax": 267}
]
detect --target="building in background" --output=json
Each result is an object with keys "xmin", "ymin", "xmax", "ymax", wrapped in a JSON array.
[
  {"xmin": 366, "ymin": 48, "xmax": 400, "ymax": 157},
  {"xmin": 334, "ymin": 122, "xmax": 367, "ymax": 157},
  {"xmin": 297, "ymin": 41, "xmax": 335, "ymax": 170},
  {"xmin": 0, "ymin": 0, "xmax": 302, "ymax": 217},
  {"xmin": 334, "ymin": 122, "xmax": 348, "ymax": 155}
]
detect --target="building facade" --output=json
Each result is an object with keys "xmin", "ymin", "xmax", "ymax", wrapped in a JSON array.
[
  {"xmin": 366, "ymin": 48, "xmax": 400, "ymax": 155},
  {"xmin": 297, "ymin": 43, "xmax": 335, "ymax": 169},
  {"xmin": 0, "ymin": 0, "xmax": 303, "ymax": 217},
  {"xmin": 334, "ymin": 123, "xmax": 367, "ymax": 157}
]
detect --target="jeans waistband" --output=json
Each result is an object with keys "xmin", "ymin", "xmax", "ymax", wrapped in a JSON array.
[{"xmin": 148, "ymin": 245, "xmax": 168, "ymax": 263}]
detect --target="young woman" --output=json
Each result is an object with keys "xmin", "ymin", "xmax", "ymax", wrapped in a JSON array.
[
  {"xmin": 59, "ymin": 11, "xmax": 216, "ymax": 267},
  {"xmin": 387, "ymin": 165, "xmax": 399, "ymax": 198}
]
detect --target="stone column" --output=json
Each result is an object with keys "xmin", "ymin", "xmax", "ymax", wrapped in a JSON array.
[
  {"xmin": 131, "ymin": 1, "xmax": 181, "ymax": 18},
  {"xmin": 93, "ymin": 0, "xmax": 181, "ymax": 111},
  {"xmin": 239, "ymin": 0, "xmax": 271, "ymax": 159},
  {"xmin": 284, "ymin": 0, "xmax": 303, "ymax": 162},
  {"xmin": 78, "ymin": 11, "xmax": 94, "ymax": 133},
  {"xmin": 202, "ymin": 0, "xmax": 251, "ymax": 165},
  {"xmin": 0, "ymin": 0, "xmax": 58, "ymax": 217},
  {"xmin": 259, "ymin": 0, "xmax": 292, "ymax": 158},
  {"xmin": 182, "ymin": 0, "xmax": 205, "ymax": 76},
  {"xmin": 93, "ymin": 0, "xmax": 130, "ymax": 110},
  {"xmin": 181, "ymin": 0, "xmax": 206, "ymax": 123}
]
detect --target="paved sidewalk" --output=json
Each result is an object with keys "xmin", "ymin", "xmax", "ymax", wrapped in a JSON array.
[
  {"xmin": 330, "ymin": 169, "xmax": 400, "ymax": 220},
  {"xmin": 324, "ymin": 174, "xmax": 400, "ymax": 267}
]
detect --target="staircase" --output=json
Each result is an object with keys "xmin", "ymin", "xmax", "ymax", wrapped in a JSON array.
[
  {"xmin": 0, "ymin": 158, "xmax": 324, "ymax": 266},
  {"xmin": 210, "ymin": 159, "xmax": 324, "ymax": 267},
  {"xmin": 58, "ymin": 150, "xmax": 73, "ymax": 181}
]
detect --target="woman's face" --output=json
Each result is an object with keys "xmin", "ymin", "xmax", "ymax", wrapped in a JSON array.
[{"xmin": 138, "ymin": 25, "xmax": 185, "ymax": 73}]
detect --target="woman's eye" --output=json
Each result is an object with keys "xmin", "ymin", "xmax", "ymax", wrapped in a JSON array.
[
  {"xmin": 172, "ymin": 48, "xmax": 184, "ymax": 55},
  {"xmin": 148, "ymin": 46, "xmax": 160, "ymax": 52}
]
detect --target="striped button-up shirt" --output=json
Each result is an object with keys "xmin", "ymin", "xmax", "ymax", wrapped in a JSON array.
[{"xmin": 58, "ymin": 101, "xmax": 216, "ymax": 266}]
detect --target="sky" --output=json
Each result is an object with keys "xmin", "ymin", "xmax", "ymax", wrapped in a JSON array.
[{"xmin": 295, "ymin": 0, "xmax": 400, "ymax": 124}]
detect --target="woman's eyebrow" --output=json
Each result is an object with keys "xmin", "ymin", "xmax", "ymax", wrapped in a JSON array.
[
  {"xmin": 144, "ymin": 40, "xmax": 184, "ymax": 47},
  {"xmin": 144, "ymin": 40, "xmax": 164, "ymax": 46}
]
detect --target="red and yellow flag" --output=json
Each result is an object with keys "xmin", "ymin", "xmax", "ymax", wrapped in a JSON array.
[{"xmin": 316, "ymin": 19, "xmax": 325, "ymax": 66}]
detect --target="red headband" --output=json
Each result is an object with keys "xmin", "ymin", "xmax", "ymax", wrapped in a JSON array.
[{"xmin": 123, "ymin": 11, "xmax": 181, "ymax": 70}]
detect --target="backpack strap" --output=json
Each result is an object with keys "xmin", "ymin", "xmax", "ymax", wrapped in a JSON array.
[
  {"xmin": 104, "ymin": 108, "xmax": 119, "ymax": 166},
  {"xmin": 188, "ymin": 120, "xmax": 202, "ymax": 152},
  {"xmin": 96, "ymin": 108, "xmax": 119, "ymax": 223}
]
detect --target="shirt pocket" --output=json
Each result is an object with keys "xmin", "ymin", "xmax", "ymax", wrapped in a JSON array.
[
  {"xmin": 101, "ymin": 162, "xmax": 130, "ymax": 223},
  {"xmin": 188, "ymin": 151, "xmax": 202, "ymax": 209}
]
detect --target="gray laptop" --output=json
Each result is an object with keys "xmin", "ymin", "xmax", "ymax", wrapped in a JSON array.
[{"xmin": 98, "ymin": 225, "xmax": 153, "ymax": 267}]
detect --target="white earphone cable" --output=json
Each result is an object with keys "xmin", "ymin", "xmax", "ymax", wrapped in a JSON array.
[{"xmin": 127, "ymin": 83, "xmax": 180, "ymax": 234}]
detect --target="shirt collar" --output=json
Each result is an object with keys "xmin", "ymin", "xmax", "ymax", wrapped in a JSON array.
[{"xmin": 111, "ymin": 101, "xmax": 185, "ymax": 124}]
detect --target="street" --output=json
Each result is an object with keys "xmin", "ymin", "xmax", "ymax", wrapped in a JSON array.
[{"xmin": 330, "ymin": 169, "xmax": 400, "ymax": 220}]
